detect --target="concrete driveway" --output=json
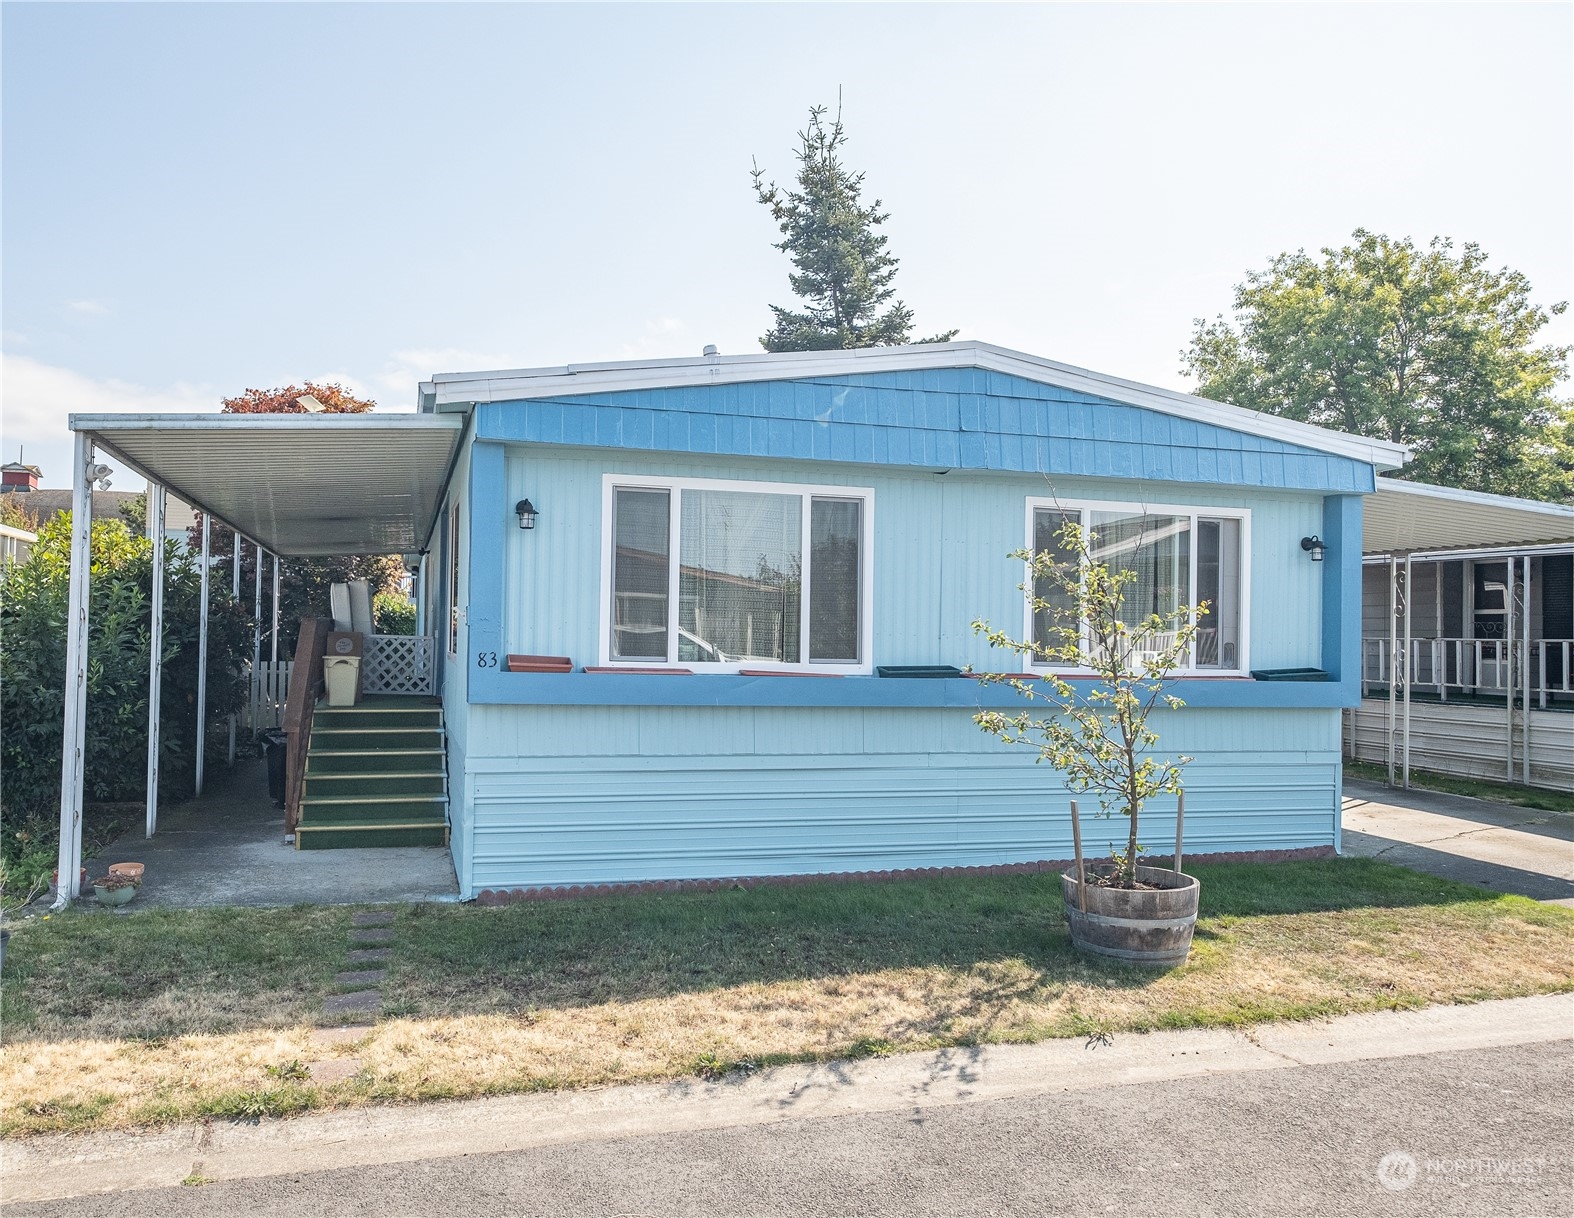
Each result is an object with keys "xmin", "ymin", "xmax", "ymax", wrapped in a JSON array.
[
  {"xmin": 1342, "ymin": 777, "xmax": 1574, "ymax": 906},
  {"xmin": 81, "ymin": 758, "xmax": 459, "ymax": 909}
]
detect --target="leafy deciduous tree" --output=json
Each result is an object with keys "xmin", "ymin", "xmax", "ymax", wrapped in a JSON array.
[
  {"xmin": 1183, "ymin": 230, "xmax": 1572, "ymax": 501},
  {"xmin": 752, "ymin": 100, "xmax": 956, "ymax": 353}
]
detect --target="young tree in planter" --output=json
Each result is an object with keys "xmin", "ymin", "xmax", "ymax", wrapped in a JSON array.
[{"xmin": 972, "ymin": 517, "xmax": 1201, "ymax": 889}]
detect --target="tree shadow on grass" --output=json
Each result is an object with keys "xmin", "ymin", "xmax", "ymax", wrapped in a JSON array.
[{"xmin": 390, "ymin": 856, "xmax": 1518, "ymax": 1020}]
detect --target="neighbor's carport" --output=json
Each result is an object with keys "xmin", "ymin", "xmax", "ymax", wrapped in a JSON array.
[
  {"xmin": 1360, "ymin": 478, "xmax": 1574, "ymax": 787},
  {"xmin": 53, "ymin": 412, "xmax": 464, "ymax": 905}
]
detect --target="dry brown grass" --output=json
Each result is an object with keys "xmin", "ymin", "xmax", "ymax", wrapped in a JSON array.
[{"xmin": 3, "ymin": 860, "xmax": 1571, "ymax": 1135}]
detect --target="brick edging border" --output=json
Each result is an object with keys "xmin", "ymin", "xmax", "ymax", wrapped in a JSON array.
[{"xmin": 475, "ymin": 845, "xmax": 1337, "ymax": 905}]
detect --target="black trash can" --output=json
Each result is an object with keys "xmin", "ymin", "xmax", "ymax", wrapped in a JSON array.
[{"xmin": 262, "ymin": 730, "xmax": 288, "ymax": 805}]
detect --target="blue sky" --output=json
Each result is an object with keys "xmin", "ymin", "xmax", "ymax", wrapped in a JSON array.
[{"xmin": 4, "ymin": 2, "xmax": 1571, "ymax": 490}]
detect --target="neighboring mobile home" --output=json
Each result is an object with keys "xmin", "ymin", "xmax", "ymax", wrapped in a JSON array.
[{"xmin": 65, "ymin": 341, "xmax": 1410, "ymax": 901}]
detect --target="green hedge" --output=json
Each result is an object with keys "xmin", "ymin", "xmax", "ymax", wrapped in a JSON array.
[{"xmin": 2, "ymin": 514, "xmax": 250, "ymax": 851}]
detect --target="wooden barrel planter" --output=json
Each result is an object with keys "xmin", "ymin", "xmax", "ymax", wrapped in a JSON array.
[{"xmin": 1060, "ymin": 865, "xmax": 1201, "ymax": 967}]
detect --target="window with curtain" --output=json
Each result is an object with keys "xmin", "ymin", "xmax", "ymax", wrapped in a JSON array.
[
  {"xmin": 1029, "ymin": 501, "xmax": 1248, "ymax": 673},
  {"xmin": 607, "ymin": 478, "xmax": 870, "ymax": 670}
]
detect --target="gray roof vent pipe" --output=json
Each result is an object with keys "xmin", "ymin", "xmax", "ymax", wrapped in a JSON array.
[{"xmin": 702, "ymin": 344, "xmax": 719, "ymax": 357}]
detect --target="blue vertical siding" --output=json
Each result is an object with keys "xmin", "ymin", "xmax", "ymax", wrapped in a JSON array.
[
  {"xmin": 500, "ymin": 449, "xmax": 1326, "ymax": 674},
  {"xmin": 441, "ymin": 355, "xmax": 1379, "ymax": 893},
  {"xmin": 437, "ymin": 444, "xmax": 1351, "ymax": 895}
]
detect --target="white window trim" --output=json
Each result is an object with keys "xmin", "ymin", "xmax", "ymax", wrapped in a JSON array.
[
  {"xmin": 1023, "ymin": 496, "xmax": 1253, "ymax": 677},
  {"xmin": 600, "ymin": 473, "xmax": 876, "ymax": 674}
]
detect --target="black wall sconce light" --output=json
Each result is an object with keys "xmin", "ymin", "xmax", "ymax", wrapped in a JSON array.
[
  {"xmin": 515, "ymin": 499, "xmax": 538, "ymax": 530},
  {"xmin": 1300, "ymin": 535, "xmax": 1326, "ymax": 562}
]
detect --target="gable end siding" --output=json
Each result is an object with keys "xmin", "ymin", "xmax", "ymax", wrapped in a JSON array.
[{"xmin": 474, "ymin": 370, "xmax": 1373, "ymax": 494}]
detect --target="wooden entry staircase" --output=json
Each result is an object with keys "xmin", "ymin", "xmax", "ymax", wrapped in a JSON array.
[{"xmin": 294, "ymin": 699, "xmax": 450, "ymax": 850}]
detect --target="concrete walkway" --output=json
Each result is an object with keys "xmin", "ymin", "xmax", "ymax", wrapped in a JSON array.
[
  {"xmin": 84, "ymin": 758, "xmax": 458, "ymax": 909},
  {"xmin": 4, "ymin": 993, "xmax": 1569, "ymax": 1205},
  {"xmin": 1341, "ymin": 777, "xmax": 1574, "ymax": 906}
]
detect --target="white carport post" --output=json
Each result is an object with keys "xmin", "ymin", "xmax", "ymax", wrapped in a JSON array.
[
  {"xmin": 145, "ymin": 485, "xmax": 166, "ymax": 838},
  {"xmin": 1402, "ymin": 553, "xmax": 1413, "ymax": 789},
  {"xmin": 1505, "ymin": 556, "xmax": 1515, "ymax": 782},
  {"xmin": 1521, "ymin": 557, "xmax": 1532, "ymax": 785},
  {"xmin": 270, "ymin": 556, "xmax": 281, "ymax": 663},
  {"xmin": 415, "ymin": 553, "xmax": 427, "ymax": 636},
  {"xmin": 252, "ymin": 548, "xmax": 263, "ymax": 727},
  {"xmin": 228, "ymin": 534, "xmax": 241, "ymax": 764},
  {"xmin": 53, "ymin": 432, "xmax": 94, "ymax": 906},
  {"xmin": 1386, "ymin": 555, "xmax": 1398, "ymax": 785},
  {"xmin": 195, "ymin": 515, "xmax": 211, "ymax": 796}
]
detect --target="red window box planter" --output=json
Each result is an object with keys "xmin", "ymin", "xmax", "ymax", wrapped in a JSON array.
[{"xmin": 506, "ymin": 654, "xmax": 574, "ymax": 673}]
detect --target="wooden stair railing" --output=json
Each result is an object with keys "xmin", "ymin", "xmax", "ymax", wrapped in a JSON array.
[{"xmin": 282, "ymin": 616, "xmax": 331, "ymax": 833}]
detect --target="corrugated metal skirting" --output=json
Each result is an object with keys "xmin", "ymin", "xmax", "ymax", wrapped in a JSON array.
[{"xmin": 1345, "ymin": 699, "xmax": 1574, "ymax": 792}]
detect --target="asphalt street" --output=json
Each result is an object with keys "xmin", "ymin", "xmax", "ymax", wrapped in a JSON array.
[{"xmin": 9, "ymin": 1039, "xmax": 1569, "ymax": 1218}]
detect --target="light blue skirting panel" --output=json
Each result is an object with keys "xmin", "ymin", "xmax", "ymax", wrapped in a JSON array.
[{"xmin": 463, "ymin": 706, "xmax": 1341, "ymax": 892}]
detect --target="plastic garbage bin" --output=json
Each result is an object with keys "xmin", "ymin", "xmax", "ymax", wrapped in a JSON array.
[
  {"xmin": 324, "ymin": 655, "xmax": 361, "ymax": 707},
  {"xmin": 262, "ymin": 729, "xmax": 288, "ymax": 805}
]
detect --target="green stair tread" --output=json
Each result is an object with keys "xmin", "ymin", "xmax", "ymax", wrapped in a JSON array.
[
  {"xmin": 298, "ymin": 813, "xmax": 449, "ymax": 828},
  {"xmin": 297, "ymin": 826, "xmax": 449, "ymax": 850},
  {"xmin": 302, "ymin": 702, "xmax": 448, "ymax": 848}
]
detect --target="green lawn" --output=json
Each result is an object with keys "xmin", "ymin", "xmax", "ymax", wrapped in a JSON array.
[{"xmin": 3, "ymin": 857, "xmax": 1572, "ymax": 1135}]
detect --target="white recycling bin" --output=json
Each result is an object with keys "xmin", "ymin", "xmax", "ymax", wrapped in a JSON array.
[{"xmin": 324, "ymin": 655, "xmax": 361, "ymax": 707}]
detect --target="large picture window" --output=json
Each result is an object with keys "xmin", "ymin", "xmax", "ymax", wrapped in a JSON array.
[
  {"xmin": 605, "ymin": 476, "xmax": 873, "ymax": 671},
  {"xmin": 1026, "ymin": 499, "xmax": 1249, "ymax": 674}
]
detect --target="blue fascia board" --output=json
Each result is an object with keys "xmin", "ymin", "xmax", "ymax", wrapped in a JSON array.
[
  {"xmin": 467, "ymin": 440, "xmax": 507, "ymax": 673},
  {"xmin": 472, "ymin": 371, "xmax": 1377, "ymax": 494},
  {"xmin": 468, "ymin": 669, "xmax": 1359, "ymax": 710},
  {"xmin": 1320, "ymin": 492, "xmax": 1364, "ymax": 702}
]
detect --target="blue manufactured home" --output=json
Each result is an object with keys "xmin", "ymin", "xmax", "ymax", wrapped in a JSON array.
[{"xmin": 407, "ymin": 341, "xmax": 1406, "ymax": 899}]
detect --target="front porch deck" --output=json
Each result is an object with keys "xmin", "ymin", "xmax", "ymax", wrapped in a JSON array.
[{"xmin": 86, "ymin": 757, "xmax": 459, "ymax": 909}]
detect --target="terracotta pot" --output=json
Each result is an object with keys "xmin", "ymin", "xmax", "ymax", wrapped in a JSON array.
[
  {"xmin": 1060, "ymin": 865, "xmax": 1200, "ymax": 968},
  {"xmin": 108, "ymin": 862, "xmax": 145, "ymax": 883}
]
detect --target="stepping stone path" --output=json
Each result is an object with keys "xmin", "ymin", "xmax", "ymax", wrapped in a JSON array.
[{"xmin": 305, "ymin": 907, "xmax": 400, "ymax": 1085}]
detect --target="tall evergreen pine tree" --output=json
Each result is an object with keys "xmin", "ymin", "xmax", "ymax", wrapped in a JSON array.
[{"xmin": 752, "ymin": 101, "xmax": 956, "ymax": 352}]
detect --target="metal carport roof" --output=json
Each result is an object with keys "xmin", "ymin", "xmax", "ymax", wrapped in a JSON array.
[
  {"xmin": 70, "ymin": 413, "xmax": 466, "ymax": 556},
  {"xmin": 1364, "ymin": 478, "xmax": 1574, "ymax": 556}
]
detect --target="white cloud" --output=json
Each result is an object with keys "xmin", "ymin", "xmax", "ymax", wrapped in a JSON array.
[
  {"xmin": 371, "ymin": 348, "xmax": 524, "ymax": 410},
  {"xmin": 0, "ymin": 354, "xmax": 215, "ymax": 488},
  {"xmin": 66, "ymin": 299, "xmax": 110, "ymax": 316},
  {"xmin": 617, "ymin": 318, "xmax": 692, "ymax": 361}
]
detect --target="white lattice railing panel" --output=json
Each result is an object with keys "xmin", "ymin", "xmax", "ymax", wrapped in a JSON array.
[{"xmin": 362, "ymin": 634, "xmax": 437, "ymax": 696}]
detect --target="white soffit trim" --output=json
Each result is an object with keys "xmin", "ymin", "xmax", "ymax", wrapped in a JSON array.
[
  {"xmin": 1364, "ymin": 478, "xmax": 1574, "ymax": 556},
  {"xmin": 69, "ymin": 413, "xmax": 464, "ymax": 557},
  {"xmin": 420, "ymin": 340, "xmax": 1411, "ymax": 471}
]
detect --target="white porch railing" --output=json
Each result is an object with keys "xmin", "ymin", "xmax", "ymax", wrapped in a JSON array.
[
  {"xmin": 1361, "ymin": 637, "xmax": 1574, "ymax": 708},
  {"xmin": 361, "ymin": 633, "xmax": 437, "ymax": 696},
  {"xmin": 245, "ymin": 660, "xmax": 294, "ymax": 732}
]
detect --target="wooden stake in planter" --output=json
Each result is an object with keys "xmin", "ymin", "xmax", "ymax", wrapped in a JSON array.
[
  {"xmin": 1070, "ymin": 799, "xmax": 1086, "ymax": 912},
  {"xmin": 1174, "ymin": 789, "xmax": 1185, "ymax": 876}
]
